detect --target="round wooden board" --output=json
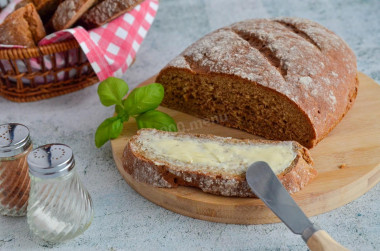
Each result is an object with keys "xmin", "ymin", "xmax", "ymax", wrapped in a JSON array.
[{"xmin": 111, "ymin": 72, "xmax": 380, "ymax": 224}]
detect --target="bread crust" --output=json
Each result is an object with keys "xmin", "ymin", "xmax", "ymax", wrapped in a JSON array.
[
  {"xmin": 0, "ymin": 3, "xmax": 46, "ymax": 47},
  {"xmin": 122, "ymin": 129, "xmax": 317, "ymax": 197},
  {"xmin": 78, "ymin": 0, "xmax": 144, "ymax": 29},
  {"xmin": 156, "ymin": 18, "xmax": 358, "ymax": 148},
  {"xmin": 15, "ymin": 0, "xmax": 32, "ymax": 10},
  {"xmin": 52, "ymin": 0, "xmax": 96, "ymax": 30}
]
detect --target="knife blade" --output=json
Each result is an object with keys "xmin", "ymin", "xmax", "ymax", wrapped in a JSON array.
[{"xmin": 246, "ymin": 161, "xmax": 349, "ymax": 251}]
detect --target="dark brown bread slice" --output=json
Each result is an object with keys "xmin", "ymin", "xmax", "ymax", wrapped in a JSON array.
[
  {"xmin": 0, "ymin": 3, "xmax": 46, "ymax": 47},
  {"xmin": 156, "ymin": 18, "xmax": 358, "ymax": 148},
  {"xmin": 123, "ymin": 129, "xmax": 317, "ymax": 197},
  {"xmin": 78, "ymin": 0, "xmax": 144, "ymax": 29},
  {"xmin": 51, "ymin": 0, "xmax": 96, "ymax": 31}
]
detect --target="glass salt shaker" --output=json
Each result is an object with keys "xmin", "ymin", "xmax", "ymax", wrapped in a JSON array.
[
  {"xmin": 26, "ymin": 144, "xmax": 93, "ymax": 243},
  {"xmin": 0, "ymin": 123, "xmax": 32, "ymax": 216}
]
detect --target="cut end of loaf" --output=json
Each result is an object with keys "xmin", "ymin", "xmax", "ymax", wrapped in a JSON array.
[
  {"xmin": 156, "ymin": 17, "xmax": 358, "ymax": 148},
  {"xmin": 158, "ymin": 69, "xmax": 317, "ymax": 148},
  {"xmin": 123, "ymin": 129, "xmax": 317, "ymax": 197},
  {"xmin": 23, "ymin": 3, "xmax": 46, "ymax": 43}
]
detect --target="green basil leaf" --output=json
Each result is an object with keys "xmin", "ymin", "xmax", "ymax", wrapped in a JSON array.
[
  {"xmin": 115, "ymin": 104, "xmax": 123, "ymax": 114},
  {"xmin": 98, "ymin": 77, "xmax": 129, "ymax": 107},
  {"xmin": 95, "ymin": 117, "xmax": 123, "ymax": 148},
  {"xmin": 136, "ymin": 110, "xmax": 177, "ymax": 132},
  {"xmin": 115, "ymin": 105, "xmax": 129, "ymax": 122},
  {"xmin": 123, "ymin": 83, "xmax": 164, "ymax": 115}
]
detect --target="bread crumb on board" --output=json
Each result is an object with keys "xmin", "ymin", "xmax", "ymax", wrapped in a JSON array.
[{"xmin": 339, "ymin": 163, "xmax": 347, "ymax": 169}]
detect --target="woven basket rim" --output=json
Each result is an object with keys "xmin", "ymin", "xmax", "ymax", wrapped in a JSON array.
[{"xmin": 0, "ymin": 39, "xmax": 80, "ymax": 60}]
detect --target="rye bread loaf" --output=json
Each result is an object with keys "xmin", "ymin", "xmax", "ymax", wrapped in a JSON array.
[
  {"xmin": 0, "ymin": 3, "xmax": 46, "ymax": 47},
  {"xmin": 156, "ymin": 18, "xmax": 358, "ymax": 148},
  {"xmin": 78, "ymin": 0, "xmax": 144, "ymax": 29},
  {"xmin": 123, "ymin": 129, "xmax": 317, "ymax": 197}
]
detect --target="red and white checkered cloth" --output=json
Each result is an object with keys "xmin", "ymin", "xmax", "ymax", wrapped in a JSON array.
[{"xmin": 0, "ymin": 0, "xmax": 158, "ymax": 81}]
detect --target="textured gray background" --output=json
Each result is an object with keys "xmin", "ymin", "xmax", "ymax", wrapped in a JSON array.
[{"xmin": 1, "ymin": 0, "xmax": 379, "ymax": 250}]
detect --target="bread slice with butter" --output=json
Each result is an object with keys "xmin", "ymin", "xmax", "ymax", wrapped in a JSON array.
[{"xmin": 123, "ymin": 129, "xmax": 317, "ymax": 197}]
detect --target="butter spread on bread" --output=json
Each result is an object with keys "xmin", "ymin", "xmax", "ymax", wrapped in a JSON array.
[
  {"xmin": 156, "ymin": 18, "xmax": 358, "ymax": 148},
  {"xmin": 141, "ymin": 134, "xmax": 296, "ymax": 175},
  {"xmin": 123, "ymin": 129, "xmax": 317, "ymax": 197}
]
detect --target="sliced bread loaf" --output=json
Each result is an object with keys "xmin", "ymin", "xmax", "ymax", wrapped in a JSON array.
[
  {"xmin": 78, "ymin": 0, "xmax": 144, "ymax": 29},
  {"xmin": 0, "ymin": 3, "xmax": 46, "ymax": 47},
  {"xmin": 51, "ymin": 0, "xmax": 97, "ymax": 31},
  {"xmin": 156, "ymin": 18, "xmax": 358, "ymax": 148},
  {"xmin": 123, "ymin": 129, "xmax": 317, "ymax": 197}
]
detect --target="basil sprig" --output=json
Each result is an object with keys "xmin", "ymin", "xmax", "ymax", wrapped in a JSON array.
[
  {"xmin": 123, "ymin": 83, "xmax": 164, "ymax": 115},
  {"xmin": 95, "ymin": 77, "xmax": 177, "ymax": 148}
]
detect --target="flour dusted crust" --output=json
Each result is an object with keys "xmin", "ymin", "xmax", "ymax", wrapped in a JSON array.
[
  {"xmin": 52, "ymin": 0, "xmax": 96, "ymax": 31},
  {"xmin": 0, "ymin": 3, "xmax": 46, "ymax": 47},
  {"xmin": 123, "ymin": 129, "xmax": 317, "ymax": 197},
  {"xmin": 157, "ymin": 18, "xmax": 358, "ymax": 148},
  {"xmin": 79, "ymin": 0, "xmax": 144, "ymax": 29}
]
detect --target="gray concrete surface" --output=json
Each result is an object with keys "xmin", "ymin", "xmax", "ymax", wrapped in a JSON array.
[{"xmin": 1, "ymin": 0, "xmax": 379, "ymax": 250}]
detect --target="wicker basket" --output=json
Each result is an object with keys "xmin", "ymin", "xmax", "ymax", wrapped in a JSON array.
[{"xmin": 0, "ymin": 40, "xmax": 98, "ymax": 102}]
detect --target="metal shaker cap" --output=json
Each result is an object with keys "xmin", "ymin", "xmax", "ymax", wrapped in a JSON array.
[
  {"xmin": 27, "ymin": 144, "xmax": 75, "ymax": 179},
  {"xmin": 0, "ymin": 123, "xmax": 32, "ymax": 158}
]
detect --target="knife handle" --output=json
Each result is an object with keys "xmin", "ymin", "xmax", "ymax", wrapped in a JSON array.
[{"xmin": 307, "ymin": 230, "xmax": 350, "ymax": 251}]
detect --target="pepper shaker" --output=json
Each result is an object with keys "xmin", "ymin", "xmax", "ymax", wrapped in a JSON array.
[
  {"xmin": 27, "ymin": 144, "xmax": 93, "ymax": 243},
  {"xmin": 0, "ymin": 123, "xmax": 32, "ymax": 216}
]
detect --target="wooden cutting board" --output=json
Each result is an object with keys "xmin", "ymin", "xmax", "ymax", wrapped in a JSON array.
[{"xmin": 111, "ymin": 72, "xmax": 380, "ymax": 224}]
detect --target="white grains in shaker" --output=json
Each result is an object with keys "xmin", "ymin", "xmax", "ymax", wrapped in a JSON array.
[{"xmin": 27, "ymin": 144, "xmax": 93, "ymax": 243}]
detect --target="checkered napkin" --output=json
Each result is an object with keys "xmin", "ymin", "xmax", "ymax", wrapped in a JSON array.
[{"xmin": 0, "ymin": 0, "xmax": 159, "ymax": 81}]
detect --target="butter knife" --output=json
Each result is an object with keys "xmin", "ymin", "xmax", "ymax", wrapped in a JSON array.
[{"xmin": 246, "ymin": 161, "xmax": 349, "ymax": 251}]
